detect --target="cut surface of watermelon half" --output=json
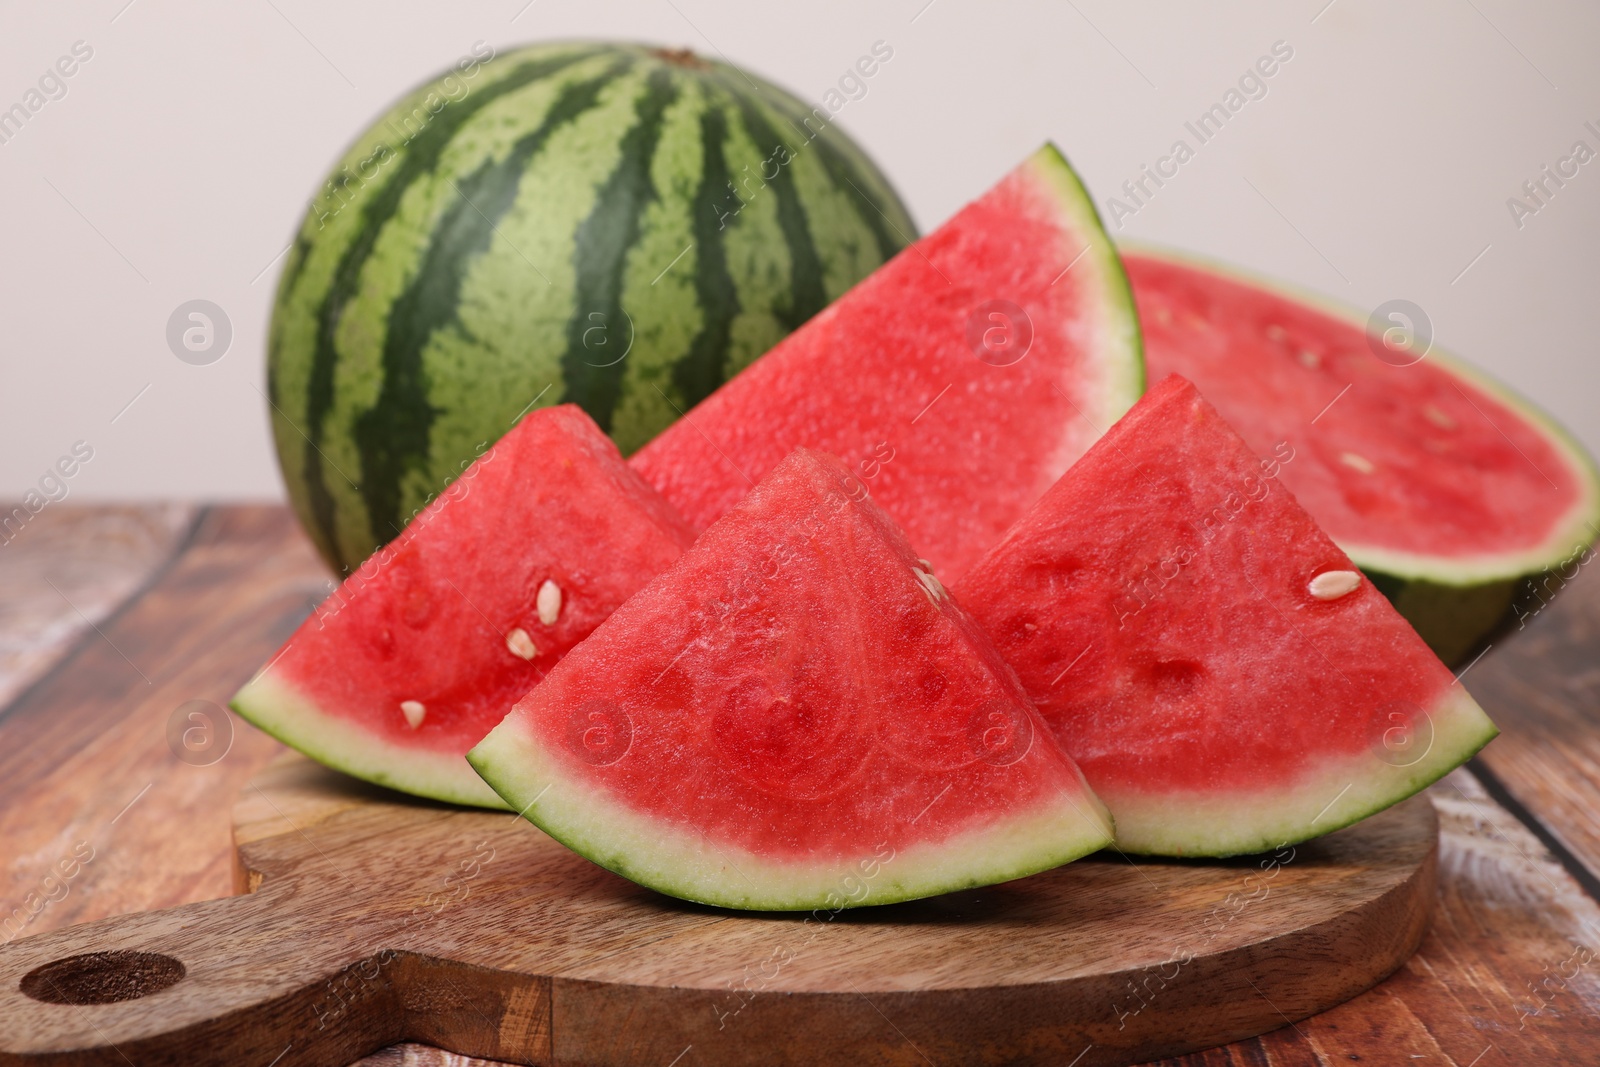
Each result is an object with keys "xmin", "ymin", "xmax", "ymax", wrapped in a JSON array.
[
  {"xmin": 630, "ymin": 142, "xmax": 1143, "ymax": 581},
  {"xmin": 232, "ymin": 405, "xmax": 695, "ymax": 808},
  {"xmin": 954, "ymin": 375, "xmax": 1499, "ymax": 857},
  {"xmin": 469, "ymin": 449, "xmax": 1113, "ymax": 910},
  {"xmin": 1124, "ymin": 247, "xmax": 1600, "ymax": 663}
]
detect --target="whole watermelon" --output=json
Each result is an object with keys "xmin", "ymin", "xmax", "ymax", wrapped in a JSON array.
[{"xmin": 268, "ymin": 41, "xmax": 917, "ymax": 573}]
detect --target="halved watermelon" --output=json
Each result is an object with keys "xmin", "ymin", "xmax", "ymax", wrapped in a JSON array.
[
  {"xmin": 232, "ymin": 405, "xmax": 695, "ymax": 808},
  {"xmin": 953, "ymin": 375, "xmax": 1498, "ymax": 856},
  {"xmin": 469, "ymin": 449, "xmax": 1113, "ymax": 910},
  {"xmin": 1124, "ymin": 248, "xmax": 1600, "ymax": 664},
  {"xmin": 630, "ymin": 143, "xmax": 1143, "ymax": 581}
]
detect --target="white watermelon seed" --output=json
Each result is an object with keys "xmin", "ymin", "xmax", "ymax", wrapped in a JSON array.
[
  {"xmin": 915, "ymin": 567, "xmax": 946, "ymax": 603},
  {"xmin": 1297, "ymin": 349, "xmax": 1320, "ymax": 368},
  {"xmin": 1339, "ymin": 451, "xmax": 1375, "ymax": 474},
  {"xmin": 1309, "ymin": 571, "xmax": 1362, "ymax": 601},
  {"xmin": 506, "ymin": 628, "xmax": 538, "ymax": 660},
  {"xmin": 1266, "ymin": 324, "xmax": 1287, "ymax": 342},
  {"xmin": 537, "ymin": 580, "xmax": 562, "ymax": 626},
  {"xmin": 401, "ymin": 700, "xmax": 427, "ymax": 729},
  {"xmin": 1424, "ymin": 404, "xmax": 1457, "ymax": 430}
]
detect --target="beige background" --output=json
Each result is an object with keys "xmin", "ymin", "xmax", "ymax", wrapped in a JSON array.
[{"xmin": 1, "ymin": 0, "xmax": 1595, "ymax": 499}]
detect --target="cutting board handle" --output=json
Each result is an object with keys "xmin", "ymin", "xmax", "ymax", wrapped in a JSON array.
[{"xmin": 0, "ymin": 886, "xmax": 420, "ymax": 1065}]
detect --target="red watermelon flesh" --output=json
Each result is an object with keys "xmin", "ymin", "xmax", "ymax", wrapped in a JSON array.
[
  {"xmin": 630, "ymin": 143, "xmax": 1142, "ymax": 582},
  {"xmin": 954, "ymin": 375, "xmax": 1498, "ymax": 856},
  {"xmin": 469, "ymin": 449, "xmax": 1113, "ymax": 910},
  {"xmin": 1125, "ymin": 250, "xmax": 1600, "ymax": 595},
  {"xmin": 232, "ymin": 405, "xmax": 695, "ymax": 808}
]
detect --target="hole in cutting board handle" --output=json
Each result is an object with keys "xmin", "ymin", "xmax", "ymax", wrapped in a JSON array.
[{"xmin": 20, "ymin": 950, "xmax": 186, "ymax": 1005}]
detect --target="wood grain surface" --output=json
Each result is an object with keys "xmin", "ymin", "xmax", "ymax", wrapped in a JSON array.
[
  {"xmin": 1, "ymin": 506, "xmax": 1598, "ymax": 1065},
  {"xmin": 0, "ymin": 504, "xmax": 197, "ymax": 710},
  {"xmin": 0, "ymin": 753, "xmax": 1439, "ymax": 1066}
]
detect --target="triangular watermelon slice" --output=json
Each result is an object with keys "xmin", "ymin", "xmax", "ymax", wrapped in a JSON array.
[
  {"xmin": 232, "ymin": 405, "xmax": 695, "ymax": 808},
  {"xmin": 630, "ymin": 143, "xmax": 1143, "ymax": 581},
  {"xmin": 469, "ymin": 449, "xmax": 1113, "ymax": 910},
  {"xmin": 953, "ymin": 375, "xmax": 1499, "ymax": 856},
  {"xmin": 1124, "ymin": 248, "xmax": 1600, "ymax": 664}
]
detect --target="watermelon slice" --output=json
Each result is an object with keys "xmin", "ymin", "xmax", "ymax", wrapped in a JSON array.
[
  {"xmin": 953, "ymin": 375, "xmax": 1499, "ymax": 857},
  {"xmin": 1124, "ymin": 248, "xmax": 1600, "ymax": 664},
  {"xmin": 469, "ymin": 449, "xmax": 1113, "ymax": 910},
  {"xmin": 232, "ymin": 405, "xmax": 695, "ymax": 808},
  {"xmin": 630, "ymin": 143, "xmax": 1143, "ymax": 581}
]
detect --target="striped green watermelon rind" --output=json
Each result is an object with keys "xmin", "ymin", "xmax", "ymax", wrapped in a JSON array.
[
  {"xmin": 1107, "ymin": 686, "xmax": 1494, "ymax": 857},
  {"xmin": 1122, "ymin": 243, "xmax": 1600, "ymax": 664},
  {"xmin": 233, "ymin": 670, "xmax": 508, "ymax": 809},
  {"xmin": 269, "ymin": 42, "xmax": 917, "ymax": 574}
]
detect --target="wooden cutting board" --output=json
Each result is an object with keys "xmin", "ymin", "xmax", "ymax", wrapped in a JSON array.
[{"xmin": 0, "ymin": 753, "xmax": 1436, "ymax": 1067}]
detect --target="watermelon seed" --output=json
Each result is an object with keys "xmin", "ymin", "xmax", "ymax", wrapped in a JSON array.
[
  {"xmin": 1265, "ymin": 324, "xmax": 1288, "ymax": 342},
  {"xmin": 1309, "ymin": 571, "xmax": 1362, "ymax": 600},
  {"xmin": 537, "ymin": 580, "xmax": 562, "ymax": 626},
  {"xmin": 400, "ymin": 700, "xmax": 426, "ymax": 729},
  {"xmin": 506, "ymin": 628, "xmax": 538, "ymax": 660},
  {"xmin": 1339, "ymin": 451, "xmax": 1375, "ymax": 474},
  {"xmin": 1297, "ymin": 349, "xmax": 1320, "ymax": 368},
  {"xmin": 1424, "ymin": 404, "xmax": 1457, "ymax": 430},
  {"xmin": 913, "ymin": 563, "xmax": 946, "ymax": 603}
]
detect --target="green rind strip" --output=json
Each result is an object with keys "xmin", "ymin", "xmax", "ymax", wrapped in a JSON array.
[
  {"xmin": 671, "ymin": 106, "xmax": 741, "ymax": 405},
  {"xmin": 606, "ymin": 78, "xmax": 711, "ymax": 455},
  {"xmin": 726, "ymin": 94, "xmax": 827, "ymax": 333},
  {"xmin": 231, "ymin": 670, "xmax": 510, "ymax": 810},
  {"xmin": 559, "ymin": 66, "xmax": 679, "ymax": 432},
  {"xmin": 729, "ymin": 69, "xmax": 914, "ymax": 262},
  {"xmin": 467, "ymin": 720, "xmax": 1114, "ymax": 911},
  {"xmin": 353, "ymin": 59, "xmax": 630, "ymax": 542},
  {"xmin": 1107, "ymin": 685, "xmax": 1498, "ymax": 857},
  {"xmin": 292, "ymin": 48, "xmax": 603, "ymax": 568}
]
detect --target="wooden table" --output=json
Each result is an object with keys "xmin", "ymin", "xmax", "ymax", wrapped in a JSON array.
[{"xmin": 3, "ymin": 504, "xmax": 1598, "ymax": 1066}]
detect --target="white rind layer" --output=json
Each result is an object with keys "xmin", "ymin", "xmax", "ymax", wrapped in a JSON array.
[
  {"xmin": 1030, "ymin": 146, "xmax": 1146, "ymax": 435},
  {"xmin": 231, "ymin": 670, "xmax": 509, "ymax": 810},
  {"xmin": 1104, "ymin": 685, "xmax": 1497, "ymax": 857},
  {"xmin": 468, "ymin": 717, "xmax": 1115, "ymax": 911}
]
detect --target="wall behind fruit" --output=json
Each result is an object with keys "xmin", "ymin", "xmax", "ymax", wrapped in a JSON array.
[{"xmin": 2, "ymin": 0, "xmax": 1596, "ymax": 500}]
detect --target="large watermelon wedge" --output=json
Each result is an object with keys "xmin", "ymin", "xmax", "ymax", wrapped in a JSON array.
[
  {"xmin": 469, "ymin": 449, "xmax": 1113, "ymax": 910},
  {"xmin": 1124, "ymin": 248, "xmax": 1600, "ymax": 664},
  {"xmin": 232, "ymin": 405, "xmax": 695, "ymax": 808},
  {"xmin": 954, "ymin": 375, "xmax": 1499, "ymax": 857},
  {"xmin": 630, "ymin": 143, "xmax": 1143, "ymax": 580}
]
